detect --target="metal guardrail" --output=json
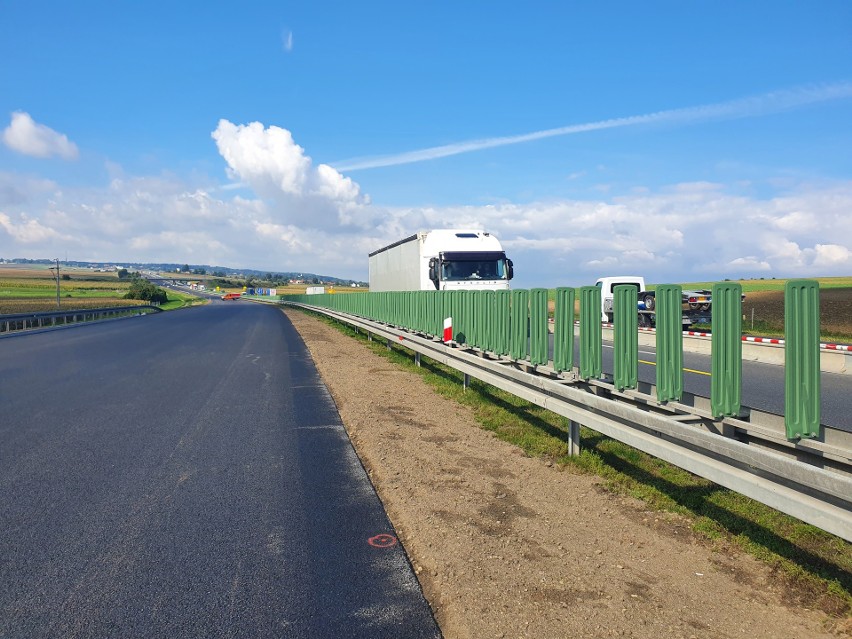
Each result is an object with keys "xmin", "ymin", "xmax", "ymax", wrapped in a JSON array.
[
  {"xmin": 282, "ymin": 283, "xmax": 846, "ymax": 429},
  {"xmin": 284, "ymin": 302, "xmax": 852, "ymax": 542},
  {"xmin": 0, "ymin": 305, "xmax": 162, "ymax": 336}
]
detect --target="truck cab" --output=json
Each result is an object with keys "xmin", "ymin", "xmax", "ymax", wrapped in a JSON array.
[
  {"xmin": 596, "ymin": 276, "xmax": 647, "ymax": 323},
  {"xmin": 428, "ymin": 247, "xmax": 513, "ymax": 291}
]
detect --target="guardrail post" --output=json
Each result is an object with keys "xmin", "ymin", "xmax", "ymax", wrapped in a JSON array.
[
  {"xmin": 711, "ymin": 282, "xmax": 743, "ymax": 417},
  {"xmin": 510, "ymin": 290, "xmax": 529, "ymax": 361},
  {"xmin": 451, "ymin": 291, "xmax": 466, "ymax": 345},
  {"xmin": 529, "ymin": 289, "xmax": 548, "ymax": 366},
  {"xmin": 613, "ymin": 285, "xmax": 638, "ymax": 391},
  {"xmin": 483, "ymin": 290, "xmax": 497, "ymax": 354},
  {"xmin": 494, "ymin": 290, "xmax": 511, "ymax": 356},
  {"xmin": 426, "ymin": 290, "xmax": 441, "ymax": 338},
  {"xmin": 553, "ymin": 287, "xmax": 575, "ymax": 373},
  {"xmin": 655, "ymin": 284, "xmax": 683, "ymax": 402},
  {"xmin": 567, "ymin": 420, "xmax": 581, "ymax": 456},
  {"xmin": 785, "ymin": 280, "xmax": 821, "ymax": 440},
  {"xmin": 579, "ymin": 286, "xmax": 602, "ymax": 380},
  {"xmin": 470, "ymin": 292, "xmax": 482, "ymax": 350},
  {"xmin": 471, "ymin": 291, "xmax": 484, "ymax": 350},
  {"xmin": 463, "ymin": 291, "xmax": 476, "ymax": 346},
  {"xmin": 417, "ymin": 291, "xmax": 428, "ymax": 334}
]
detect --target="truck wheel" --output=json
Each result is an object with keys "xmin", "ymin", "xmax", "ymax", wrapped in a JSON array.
[
  {"xmin": 700, "ymin": 303, "xmax": 711, "ymax": 311},
  {"xmin": 643, "ymin": 294, "xmax": 655, "ymax": 311}
]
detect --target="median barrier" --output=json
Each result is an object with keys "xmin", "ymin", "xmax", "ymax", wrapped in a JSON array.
[
  {"xmin": 595, "ymin": 325, "xmax": 848, "ymax": 374},
  {"xmin": 821, "ymin": 349, "xmax": 851, "ymax": 375}
]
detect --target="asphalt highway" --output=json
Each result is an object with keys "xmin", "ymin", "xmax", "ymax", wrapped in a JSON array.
[{"xmin": 0, "ymin": 301, "xmax": 440, "ymax": 638}]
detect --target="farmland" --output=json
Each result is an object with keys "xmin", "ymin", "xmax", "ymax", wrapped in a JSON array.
[
  {"xmin": 0, "ymin": 265, "xmax": 199, "ymax": 314},
  {"xmin": 677, "ymin": 277, "xmax": 852, "ymax": 343}
]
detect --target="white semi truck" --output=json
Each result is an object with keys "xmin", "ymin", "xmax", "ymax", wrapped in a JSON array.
[{"xmin": 369, "ymin": 229, "xmax": 514, "ymax": 292}]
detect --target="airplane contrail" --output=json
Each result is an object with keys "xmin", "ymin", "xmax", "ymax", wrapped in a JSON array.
[{"xmin": 331, "ymin": 82, "xmax": 852, "ymax": 172}]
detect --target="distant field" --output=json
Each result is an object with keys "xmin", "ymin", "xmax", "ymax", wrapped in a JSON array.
[
  {"xmin": 657, "ymin": 276, "xmax": 852, "ymax": 293},
  {"xmin": 660, "ymin": 278, "xmax": 852, "ymax": 342},
  {"xmin": 0, "ymin": 265, "xmax": 195, "ymax": 314},
  {"xmin": 741, "ymin": 288, "xmax": 852, "ymax": 342},
  {"xmin": 0, "ymin": 298, "xmax": 150, "ymax": 314},
  {"xmin": 649, "ymin": 277, "xmax": 852, "ymax": 342}
]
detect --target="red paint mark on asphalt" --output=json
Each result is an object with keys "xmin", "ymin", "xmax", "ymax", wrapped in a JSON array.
[{"xmin": 368, "ymin": 534, "xmax": 398, "ymax": 548}]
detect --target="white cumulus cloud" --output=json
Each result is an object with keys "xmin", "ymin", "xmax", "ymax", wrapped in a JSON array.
[
  {"xmin": 2, "ymin": 122, "xmax": 851, "ymax": 287},
  {"xmin": 0, "ymin": 212, "xmax": 67, "ymax": 243},
  {"xmin": 812, "ymin": 244, "xmax": 851, "ymax": 268},
  {"xmin": 374, "ymin": 180, "xmax": 852, "ymax": 286},
  {"xmin": 2, "ymin": 112, "xmax": 79, "ymax": 160},
  {"xmin": 211, "ymin": 120, "xmax": 369, "ymax": 232}
]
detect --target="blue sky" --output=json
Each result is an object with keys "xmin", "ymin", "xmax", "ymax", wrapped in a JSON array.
[{"xmin": 1, "ymin": 1, "xmax": 851, "ymax": 287}]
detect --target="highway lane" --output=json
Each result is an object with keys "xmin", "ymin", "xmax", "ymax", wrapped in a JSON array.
[
  {"xmin": 546, "ymin": 336, "xmax": 850, "ymax": 432},
  {"xmin": 0, "ymin": 301, "xmax": 440, "ymax": 638}
]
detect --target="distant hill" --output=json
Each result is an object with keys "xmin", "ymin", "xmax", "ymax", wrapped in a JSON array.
[{"xmin": 0, "ymin": 258, "xmax": 366, "ymax": 287}]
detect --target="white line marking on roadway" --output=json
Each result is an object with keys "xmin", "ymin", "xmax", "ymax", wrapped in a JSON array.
[{"xmin": 295, "ymin": 425, "xmax": 343, "ymax": 430}]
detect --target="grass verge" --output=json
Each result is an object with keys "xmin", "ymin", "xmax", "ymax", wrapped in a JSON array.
[
  {"xmin": 160, "ymin": 290, "xmax": 205, "ymax": 310},
  {"xmin": 298, "ymin": 308, "xmax": 852, "ymax": 621}
]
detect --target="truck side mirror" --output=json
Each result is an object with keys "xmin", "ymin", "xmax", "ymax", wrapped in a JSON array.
[
  {"xmin": 506, "ymin": 259, "xmax": 514, "ymax": 280},
  {"xmin": 428, "ymin": 258, "xmax": 439, "ymax": 286}
]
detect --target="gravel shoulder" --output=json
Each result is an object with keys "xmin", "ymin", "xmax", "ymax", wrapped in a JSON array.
[{"xmin": 284, "ymin": 309, "xmax": 847, "ymax": 638}]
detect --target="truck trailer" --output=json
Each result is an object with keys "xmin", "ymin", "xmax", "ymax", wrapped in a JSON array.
[{"xmin": 369, "ymin": 229, "xmax": 514, "ymax": 292}]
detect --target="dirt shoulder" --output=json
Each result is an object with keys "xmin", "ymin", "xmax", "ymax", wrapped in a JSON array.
[{"xmin": 284, "ymin": 309, "xmax": 847, "ymax": 638}]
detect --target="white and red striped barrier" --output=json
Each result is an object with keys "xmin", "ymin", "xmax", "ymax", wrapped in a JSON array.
[
  {"xmin": 443, "ymin": 317, "xmax": 453, "ymax": 343},
  {"xmin": 685, "ymin": 330, "xmax": 710, "ymax": 338},
  {"xmin": 821, "ymin": 343, "xmax": 852, "ymax": 352},
  {"xmin": 743, "ymin": 336, "xmax": 783, "ymax": 345},
  {"xmin": 573, "ymin": 321, "xmax": 851, "ymax": 352}
]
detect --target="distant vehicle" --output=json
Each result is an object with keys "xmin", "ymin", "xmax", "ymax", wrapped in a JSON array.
[
  {"xmin": 595, "ymin": 276, "xmax": 717, "ymax": 329},
  {"xmin": 222, "ymin": 292, "xmax": 242, "ymax": 300},
  {"xmin": 368, "ymin": 229, "xmax": 514, "ymax": 292}
]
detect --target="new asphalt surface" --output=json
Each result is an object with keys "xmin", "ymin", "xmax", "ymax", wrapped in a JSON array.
[{"xmin": 0, "ymin": 301, "xmax": 441, "ymax": 638}]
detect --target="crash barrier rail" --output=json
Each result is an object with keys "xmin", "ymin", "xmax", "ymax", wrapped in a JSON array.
[
  {"xmin": 282, "ymin": 300, "xmax": 852, "ymax": 542},
  {"xmin": 0, "ymin": 305, "xmax": 162, "ymax": 336},
  {"xmin": 283, "ymin": 280, "xmax": 832, "ymax": 440},
  {"xmin": 281, "ymin": 283, "xmax": 851, "ymax": 478}
]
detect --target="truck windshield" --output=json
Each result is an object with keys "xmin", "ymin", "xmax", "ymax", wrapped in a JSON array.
[{"xmin": 441, "ymin": 251, "xmax": 508, "ymax": 281}]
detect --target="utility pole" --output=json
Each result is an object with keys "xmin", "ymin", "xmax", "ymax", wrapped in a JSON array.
[{"xmin": 49, "ymin": 258, "xmax": 60, "ymax": 308}]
